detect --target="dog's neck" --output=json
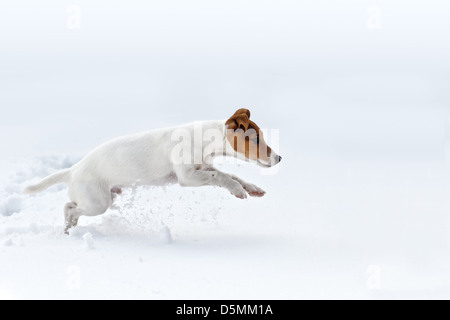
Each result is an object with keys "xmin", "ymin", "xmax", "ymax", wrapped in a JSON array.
[{"xmin": 198, "ymin": 120, "xmax": 233, "ymax": 163}]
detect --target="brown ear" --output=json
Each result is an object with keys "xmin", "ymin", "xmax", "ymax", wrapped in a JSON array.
[
  {"xmin": 226, "ymin": 108, "xmax": 251, "ymax": 131},
  {"xmin": 233, "ymin": 108, "xmax": 251, "ymax": 119}
]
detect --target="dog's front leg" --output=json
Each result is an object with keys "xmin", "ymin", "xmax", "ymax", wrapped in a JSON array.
[
  {"xmin": 227, "ymin": 174, "xmax": 266, "ymax": 197},
  {"xmin": 202, "ymin": 166, "xmax": 266, "ymax": 197},
  {"xmin": 205, "ymin": 167, "xmax": 266, "ymax": 197},
  {"xmin": 174, "ymin": 166, "xmax": 248, "ymax": 199}
]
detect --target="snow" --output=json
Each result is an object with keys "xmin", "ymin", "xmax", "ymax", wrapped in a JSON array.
[
  {"xmin": 1, "ymin": 152, "xmax": 450, "ymax": 300},
  {"xmin": 83, "ymin": 233, "xmax": 95, "ymax": 250},
  {"xmin": 1, "ymin": 0, "xmax": 450, "ymax": 300},
  {"xmin": 0, "ymin": 195, "xmax": 23, "ymax": 217}
]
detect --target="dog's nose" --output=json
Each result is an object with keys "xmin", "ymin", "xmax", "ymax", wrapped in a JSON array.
[{"xmin": 278, "ymin": 156, "xmax": 282, "ymax": 163}]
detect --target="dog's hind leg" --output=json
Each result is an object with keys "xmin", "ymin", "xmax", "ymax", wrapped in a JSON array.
[
  {"xmin": 110, "ymin": 187, "xmax": 123, "ymax": 211},
  {"xmin": 64, "ymin": 202, "xmax": 81, "ymax": 234},
  {"xmin": 111, "ymin": 187, "xmax": 122, "ymax": 202},
  {"xmin": 64, "ymin": 184, "xmax": 113, "ymax": 234}
]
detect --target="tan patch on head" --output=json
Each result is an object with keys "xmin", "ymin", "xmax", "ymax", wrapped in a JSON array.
[{"xmin": 225, "ymin": 108, "xmax": 272, "ymax": 162}]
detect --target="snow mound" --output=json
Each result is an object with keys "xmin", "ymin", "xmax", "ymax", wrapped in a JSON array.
[
  {"xmin": 157, "ymin": 226, "xmax": 173, "ymax": 244},
  {"xmin": 2, "ymin": 239, "xmax": 13, "ymax": 247},
  {"xmin": 83, "ymin": 232, "xmax": 95, "ymax": 249},
  {"xmin": 0, "ymin": 195, "xmax": 23, "ymax": 217}
]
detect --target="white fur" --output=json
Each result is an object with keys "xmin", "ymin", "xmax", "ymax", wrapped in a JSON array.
[{"xmin": 23, "ymin": 120, "xmax": 278, "ymax": 233}]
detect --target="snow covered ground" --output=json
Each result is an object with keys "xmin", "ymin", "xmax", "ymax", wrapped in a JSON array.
[
  {"xmin": 2, "ymin": 147, "xmax": 450, "ymax": 300},
  {"xmin": 1, "ymin": 0, "xmax": 450, "ymax": 300}
]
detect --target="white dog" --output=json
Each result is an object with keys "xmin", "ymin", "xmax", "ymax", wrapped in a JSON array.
[{"xmin": 23, "ymin": 109, "xmax": 281, "ymax": 233}]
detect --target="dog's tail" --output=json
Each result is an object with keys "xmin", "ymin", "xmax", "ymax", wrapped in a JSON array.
[{"xmin": 22, "ymin": 169, "xmax": 71, "ymax": 194}]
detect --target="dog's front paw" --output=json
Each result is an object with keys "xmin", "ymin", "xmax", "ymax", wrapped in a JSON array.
[
  {"xmin": 230, "ymin": 182, "xmax": 248, "ymax": 199},
  {"xmin": 232, "ymin": 189, "xmax": 248, "ymax": 199},
  {"xmin": 243, "ymin": 183, "xmax": 266, "ymax": 197}
]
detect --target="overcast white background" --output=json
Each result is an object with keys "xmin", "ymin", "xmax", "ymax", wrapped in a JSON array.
[{"xmin": 1, "ymin": 0, "xmax": 450, "ymax": 299}]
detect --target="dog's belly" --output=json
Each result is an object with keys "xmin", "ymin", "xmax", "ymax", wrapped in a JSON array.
[
  {"xmin": 145, "ymin": 171, "xmax": 178, "ymax": 186},
  {"xmin": 113, "ymin": 169, "xmax": 177, "ymax": 186},
  {"xmin": 110, "ymin": 171, "xmax": 178, "ymax": 188}
]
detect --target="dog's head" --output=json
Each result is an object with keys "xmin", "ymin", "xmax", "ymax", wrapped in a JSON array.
[{"xmin": 225, "ymin": 108, "xmax": 281, "ymax": 168}]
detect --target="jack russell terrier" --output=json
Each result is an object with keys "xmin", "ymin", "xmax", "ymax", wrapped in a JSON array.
[{"xmin": 23, "ymin": 109, "xmax": 282, "ymax": 233}]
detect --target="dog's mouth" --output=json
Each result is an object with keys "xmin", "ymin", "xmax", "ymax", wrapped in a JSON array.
[{"xmin": 257, "ymin": 160, "xmax": 272, "ymax": 168}]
